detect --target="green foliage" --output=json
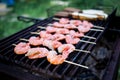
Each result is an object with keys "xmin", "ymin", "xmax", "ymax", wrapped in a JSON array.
[{"xmin": 0, "ymin": 1, "xmax": 51, "ymax": 39}]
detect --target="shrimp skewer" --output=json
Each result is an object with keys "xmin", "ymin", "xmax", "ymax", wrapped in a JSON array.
[
  {"xmin": 53, "ymin": 17, "xmax": 104, "ymax": 29},
  {"xmin": 57, "ymin": 44, "xmax": 90, "ymax": 54},
  {"xmin": 31, "ymin": 32, "xmax": 66, "ymax": 41},
  {"xmin": 19, "ymin": 38, "xmax": 90, "ymax": 53},
  {"xmin": 37, "ymin": 26, "xmax": 97, "ymax": 39},
  {"xmin": 47, "ymin": 24, "xmax": 103, "ymax": 32},
  {"xmin": 20, "ymin": 36, "xmax": 44, "ymax": 46},
  {"xmin": 13, "ymin": 44, "xmax": 88, "ymax": 69},
  {"xmin": 30, "ymin": 32, "xmax": 96, "ymax": 44},
  {"xmin": 31, "ymin": 30, "xmax": 96, "ymax": 40}
]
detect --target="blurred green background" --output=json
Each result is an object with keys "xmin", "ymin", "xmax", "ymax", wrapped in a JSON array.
[
  {"xmin": 0, "ymin": 0, "xmax": 120, "ymax": 79},
  {"xmin": 0, "ymin": 0, "xmax": 120, "ymax": 40}
]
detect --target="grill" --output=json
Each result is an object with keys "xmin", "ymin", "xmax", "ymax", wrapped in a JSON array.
[{"xmin": 0, "ymin": 9, "xmax": 119, "ymax": 80}]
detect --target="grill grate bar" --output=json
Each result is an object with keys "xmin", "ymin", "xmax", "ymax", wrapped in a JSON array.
[
  {"xmin": 0, "ymin": 45, "xmax": 15, "ymax": 56},
  {"xmin": 36, "ymin": 59, "xmax": 48, "ymax": 69}
]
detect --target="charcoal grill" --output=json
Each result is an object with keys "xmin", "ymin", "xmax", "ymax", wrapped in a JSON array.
[{"xmin": 0, "ymin": 9, "xmax": 119, "ymax": 80}]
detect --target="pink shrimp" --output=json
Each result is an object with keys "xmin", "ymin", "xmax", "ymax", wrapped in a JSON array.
[
  {"xmin": 58, "ymin": 44, "xmax": 75, "ymax": 54},
  {"xmin": 70, "ymin": 20, "xmax": 82, "ymax": 26},
  {"xmin": 52, "ymin": 40, "xmax": 62, "ymax": 49},
  {"xmin": 65, "ymin": 35, "xmax": 80, "ymax": 44},
  {"xmin": 39, "ymin": 31, "xmax": 54, "ymax": 40},
  {"xmin": 28, "ymin": 36, "xmax": 43, "ymax": 46},
  {"xmin": 53, "ymin": 22, "xmax": 64, "ymax": 28},
  {"xmin": 53, "ymin": 33, "xmax": 65, "ymax": 41},
  {"xmin": 78, "ymin": 25, "xmax": 90, "ymax": 33},
  {"xmin": 56, "ymin": 28, "xmax": 70, "ymax": 34},
  {"xmin": 82, "ymin": 20, "xmax": 89, "ymax": 26},
  {"xmin": 43, "ymin": 39, "xmax": 54, "ymax": 50},
  {"xmin": 47, "ymin": 50, "xmax": 66, "ymax": 65},
  {"xmin": 69, "ymin": 30, "xmax": 84, "ymax": 38},
  {"xmin": 43, "ymin": 40, "xmax": 62, "ymax": 50},
  {"xmin": 64, "ymin": 24, "xmax": 76, "ymax": 29},
  {"xmin": 82, "ymin": 20, "xmax": 93, "ymax": 28},
  {"xmin": 26, "ymin": 47, "xmax": 49, "ymax": 59},
  {"xmin": 59, "ymin": 18, "xmax": 69, "ymax": 24},
  {"xmin": 14, "ymin": 42, "xmax": 30, "ymax": 54},
  {"xmin": 46, "ymin": 26, "xmax": 57, "ymax": 33}
]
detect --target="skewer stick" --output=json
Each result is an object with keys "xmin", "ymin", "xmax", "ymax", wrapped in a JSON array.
[
  {"xmin": 12, "ymin": 44, "xmax": 16, "ymax": 46},
  {"xmin": 38, "ymin": 26, "xmax": 47, "ymax": 29},
  {"xmin": 38, "ymin": 26, "xmax": 46, "ymax": 29},
  {"xmin": 53, "ymin": 17, "xmax": 60, "ymax": 21},
  {"xmin": 75, "ymin": 49, "xmax": 90, "ymax": 53},
  {"xmin": 30, "ymin": 32, "xmax": 40, "ymax": 35},
  {"xmin": 20, "ymin": 38, "xmax": 29, "ymax": 41},
  {"xmin": 90, "ymin": 29, "xmax": 103, "ymax": 32},
  {"xmin": 79, "ymin": 40, "xmax": 96, "ymax": 44},
  {"xmin": 37, "ymin": 26, "xmax": 96, "ymax": 40},
  {"xmin": 53, "ymin": 17, "xmax": 104, "ymax": 29},
  {"xmin": 84, "ymin": 35, "xmax": 96, "ymax": 39},
  {"xmin": 93, "ymin": 26, "xmax": 104, "ymax": 29},
  {"xmin": 64, "ymin": 60, "xmax": 89, "ymax": 69}
]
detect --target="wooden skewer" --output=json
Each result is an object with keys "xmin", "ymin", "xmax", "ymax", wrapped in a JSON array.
[
  {"xmin": 30, "ymin": 32, "xmax": 96, "ymax": 45},
  {"xmin": 37, "ymin": 26, "xmax": 96, "ymax": 40},
  {"xmin": 64, "ymin": 60, "xmax": 89, "ymax": 69},
  {"xmin": 53, "ymin": 17, "xmax": 60, "ymax": 20},
  {"xmin": 79, "ymin": 40, "xmax": 96, "ymax": 44},
  {"xmin": 90, "ymin": 29, "xmax": 103, "ymax": 32},
  {"xmin": 19, "ymin": 38, "xmax": 91, "ymax": 53},
  {"xmin": 84, "ymin": 35, "xmax": 96, "ymax": 39},
  {"xmin": 30, "ymin": 32, "xmax": 40, "ymax": 35},
  {"xmin": 53, "ymin": 17, "xmax": 104, "ymax": 29},
  {"xmin": 20, "ymin": 38, "xmax": 29, "ymax": 41},
  {"xmin": 13, "ymin": 43, "xmax": 90, "ymax": 54},
  {"xmin": 38, "ymin": 26, "xmax": 46, "ymax": 29},
  {"xmin": 75, "ymin": 49, "xmax": 90, "ymax": 53},
  {"xmin": 93, "ymin": 26, "xmax": 104, "ymax": 29},
  {"xmin": 37, "ymin": 26, "xmax": 45, "ymax": 29},
  {"xmin": 12, "ymin": 44, "xmax": 16, "ymax": 46},
  {"xmin": 12, "ymin": 43, "xmax": 89, "ymax": 69}
]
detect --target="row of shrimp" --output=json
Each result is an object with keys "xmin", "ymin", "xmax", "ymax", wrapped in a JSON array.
[
  {"xmin": 36, "ymin": 30, "xmax": 84, "ymax": 45},
  {"xmin": 14, "ymin": 42, "xmax": 76, "ymax": 65},
  {"xmin": 52, "ymin": 18, "xmax": 96, "ymax": 33}
]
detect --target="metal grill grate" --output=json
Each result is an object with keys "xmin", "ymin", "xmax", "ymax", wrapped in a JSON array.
[{"xmin": 0, "ymin": 9, "xmax": 116, "ymax": 80}]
